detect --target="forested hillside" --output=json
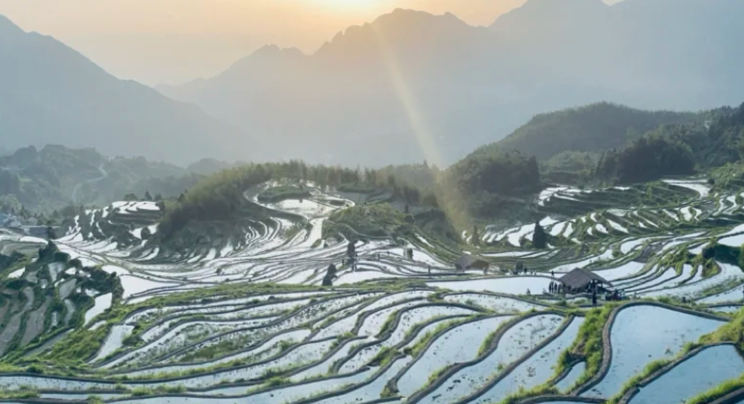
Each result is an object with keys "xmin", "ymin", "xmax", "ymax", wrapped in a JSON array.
[
  {"xmin": 547, "ymin": 103, "xmax": 744, "ymax": 185},
  {"xmin": 490, "ymin": 102, "xmax": 705, "ymax": 161},
  {"xmin": 0, "ymin": 145, "xmax": 205, "ymax": 214}
]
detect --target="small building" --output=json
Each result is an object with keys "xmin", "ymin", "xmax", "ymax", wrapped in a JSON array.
[
  {"xmin": 454, "ymin": 255, "xmax": 489, "ymax": 271},
  {"xmin": 559, "ymin": 268, "xmax": 611, "ymax": 291}
]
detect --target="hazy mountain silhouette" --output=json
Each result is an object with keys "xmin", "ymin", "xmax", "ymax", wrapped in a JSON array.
[
  {"xmin": 0, "ymin": 15, "xmax": 252, "ymax": 165},
  {"xmin": 159, "ymin": 1, "xmax": 744, "ymax": 167}
]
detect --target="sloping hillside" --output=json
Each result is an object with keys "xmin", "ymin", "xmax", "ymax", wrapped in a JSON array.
[
  {"xmin": 0, "ymin": 15, "xmax": 250, "ymax": 165},
  {"xmin": 485, "ymin": 103, "xmax": 704, "ymax": 160}
]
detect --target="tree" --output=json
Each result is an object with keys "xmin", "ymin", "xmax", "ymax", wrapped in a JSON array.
[
  {"xmin": 123, "ymin": 193, "xmax": 138, "ymax": 201},
  {"xmin": 144, "ymin": 191, "xmax": 153, "ymax": 201},
  {"xmin": 46, "ymin": 226, "xmax": 56, "ymax": 240},
  {"xmin": 472, "ymin": 225, "xmax": 480, "ymax": 246},
  {"xmin": 532, "ymin": 221, "xmax": 547, "ymax": 249},
  {"xmin": 322, "ymin": 264, "xmax": 337, "ymax": 287}
]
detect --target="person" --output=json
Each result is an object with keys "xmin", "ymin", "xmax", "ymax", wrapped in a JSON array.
[
  {"xmin": 483, "ymin": 267, "xmax": 487, "ymax": 276},
  {"xmin": 526, "ymin": 289, "xmax": 531, "ymax": 295},
  {"xmin": 322, "ymin": 263, "xmax": 338, "ymax": 286},
  {"xmin": 428, "ymin": 265, "xmax": 431, "ymax": 277},
  {"xmin": 551, "ymin": 270, "xmax": 555, "ymax": 278},
  {"xmin": 592, "ymin": 290, "xmax": 597, "ymax": 307}
]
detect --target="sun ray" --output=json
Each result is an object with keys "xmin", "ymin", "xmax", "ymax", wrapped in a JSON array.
[{"xmin": 369, "ymin": 22, "xmax": 474, "ymax": 237}]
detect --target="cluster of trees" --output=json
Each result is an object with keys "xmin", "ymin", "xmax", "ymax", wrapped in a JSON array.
[
  {"xmin": 372, "ymin": 162, "xmax": 440, "ymax": 189},
  {"xmin": 585, "ymin": 102, "xmax": 744, "ymax": 185},
  {"xmin": 447, "ymin": 149, "xmax": 540, "ymax": 196},
  {"xmin": 593, "ymin": 134, "xmax": 696, "ymax": 184},
  {"xmin": 541, "ymin": 151, "xmax": 599, "ymax": 184},
  {"xmin": 532, "ymin": 222, "xmax": 547, "ymax": 249},
  {"xmin": 160, "ymin": 165, "xmax": 274, "ymax": 237},
  {"xmin": 436, "ymin": 149, "xmax": 541, "ymax": 220},
  {"xmin": 159, "ymin": 161, "xmax": 441, "ymax": 238}
]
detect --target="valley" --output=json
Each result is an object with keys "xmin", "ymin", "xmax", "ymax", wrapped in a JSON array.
[{"xmin": 1, "ymin": 167, "xmax": 744, "ymax": 404}]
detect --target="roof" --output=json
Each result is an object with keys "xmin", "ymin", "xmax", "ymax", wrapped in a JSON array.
[
  {"xmin": 559, "ymin": 268, "xmax": 611, "ymax": 289},
  {"xmin": 455, "ymin": 254, "xmax": 488, "ymax": 268}
]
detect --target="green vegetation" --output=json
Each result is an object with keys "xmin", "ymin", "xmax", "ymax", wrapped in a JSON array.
[
  {"xmin": 0, "ymin": 144, "xmax": 201, "ymax": 213},
  {"xmin": 700, "ymin": 306, "xmax": 744, "ymax": 349},
  {"xmin": 491, "ymin": 102, "xmax": 703, "ymax": 161},
  {"xmin": 564, "ymin": 304, "xmax": 617, "ymax": 389},
  {"xmin": 257, "ymin": 185, "xmax": 311, "ymax": 203},
  {"xmin": 369, "ymin": 347, "xmax": 398, "ymax": 367},
  {"xmin": 594, "ymin": 134, "xmax": 695, "ymax": 184},
  {"xmin": 159, "ymin": 160, "xmax": 440, "ymax": 240},
  {"xmin": 405, "ymin": 317, "xmax": 474, "ymax": 358},
  {"xmin": 606, "ymin": 358, "xmax": 675, "ymax": 404},
  {"xmin": 0, "ymin": 386, "xmax": 40, "ymax": 399},
  {"xmin": 605, "ymin": 306, "xmax": 744, "ymax": 404},
  {"xmin": 541, "ymin": 151, "xmax": 599, "ymax": 184},
  {"xmin": 324, "ymin": 203, "xmax": 411, "ymax": 239},
  {"xmin": 532, "ymin": 222, "xmax": 547, "ymax": 249},
  {"xmin": 685, "ymin": 374, "xmax": 744, "ymax": 404},
  {"xmin": 437, "ymin": 148, "xmax": 541, "ymax": 227},
  {"xmin": 478, "ymin": 317, "xmax": 519, "ymax": 356},
  {"xmin": 266, "ymin": 376, "xmax": 291, "ymax": 387},
  {"xmin": 497, "ymin": 385, "xmax": 559, "ymax": 404}
]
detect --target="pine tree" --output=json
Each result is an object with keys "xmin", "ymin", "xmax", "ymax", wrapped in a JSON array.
[
  {"xmin": 472, "ymin": 225, "xmax": 480, "ymax": 245},
  {"xmin": 46, "ymin": 226, "xmax": 56, "ymax": 240},
  {"xmin": 532, "ymin": 221, "xmax": 547, "ymax": 249},
  {"xmin": 144, "ymin": 191, "xmax": 153, "ymax": 201}
]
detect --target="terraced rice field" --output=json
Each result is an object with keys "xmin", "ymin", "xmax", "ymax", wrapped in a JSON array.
[{"xmin": 2, "ymin": 177, "xmax": 744, "ymax": 403}]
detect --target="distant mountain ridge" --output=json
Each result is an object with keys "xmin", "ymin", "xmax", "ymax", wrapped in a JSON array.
[
  {"xmin": 485, "ymin": 102, "xmax": 706, "ymax": 161},
  {"xmin": 156, "ymin": 1, "xmax": 744, "ymax": 167},
  {"xmin": 2, "ymin": 0, "xmax": 744, "ymax": 168},
  {"xmin": 0, "ymin": 15, "xmax": 253, "ymax": 165}
]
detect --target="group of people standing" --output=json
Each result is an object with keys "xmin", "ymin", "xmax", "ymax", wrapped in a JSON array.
[{"xmin": 548, "ymin": 281, "xmax": 565, "ymax": 294}]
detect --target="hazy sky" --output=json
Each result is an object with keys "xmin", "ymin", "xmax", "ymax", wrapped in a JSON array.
[{"xmin": 0, "ymin": 0, "xmax": 626, "ymax": 86}]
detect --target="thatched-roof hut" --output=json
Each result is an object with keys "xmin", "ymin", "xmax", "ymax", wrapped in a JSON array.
[{"xmin": 559, "ymin": 268, "xmax": 611, "ymax": 290}]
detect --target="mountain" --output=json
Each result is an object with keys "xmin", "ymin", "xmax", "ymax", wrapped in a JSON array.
[
  {"xmin": 0, "ymin": 15, "xmax": 252, "ymax": 165},
  {"xmin": 0, "ymin": 145, "xmax": 204, "ymax": 212},
  {"xmin": 485, "ymin": 102, "xmax": 705, "ymax": 160},
  {"xmin": 489, "ymin": 0, "xmax": 744, "ymax": 109},
  {"xmin": 158, "ymin": 9, "xmax": 510, "ymax": 167},
  {"xmin": 158, "ymin": 1, "xmax": 744, "ymax": 167}
]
